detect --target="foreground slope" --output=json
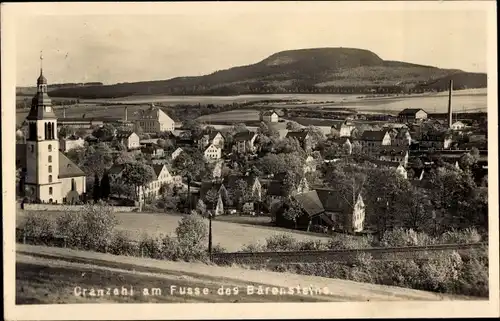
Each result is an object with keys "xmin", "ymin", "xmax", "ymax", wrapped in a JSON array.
[
  {"xmin": 46, "ymin": 48, "xmax": 486, "ymax": 98},
  {"xmin": 16, "ymin": 244, "xmax": 475, "ymax": 304}
]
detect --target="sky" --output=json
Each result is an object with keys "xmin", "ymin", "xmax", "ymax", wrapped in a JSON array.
[{"xmin": 12, "ymin": 3, "xmax": 489, "ymax": 86}]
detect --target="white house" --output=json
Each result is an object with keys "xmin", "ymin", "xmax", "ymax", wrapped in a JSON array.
[
  {"xmin": 451, "ymin": 121, "xmax": 468, "ymax": 131},
  {"xmin": 377, "ymin": 146, "xmax": 410, "ymax": 167},
  {"xmin": 204, "ymin": 143, "xmax": 222, "ymax": 161},
  {"xmin": 358, "ymin": 130, "xmax": 392, "ymax": 154},
  {"xmin": 261, "ymin": 110, "xmax": 279, "ymax": 123},
  {"xmin": 331, "ymin": 120, "xmax": 356, "ymax": 137},
  {"xmin": 116, "ymin": 131, "xmax": 140, "ymax": 150},
  {"xmin": 398, "ymin": 109, "xmax": 428, "ymax": 123},
  {"xmin": 233, "ymin": 131, "xmax": 258, "ymax": 154},
  {"xmin": 135, "ymin": 104, "xmax": 175, "ymax": 133},
  {"xmin": 198, "ymin": 131, "xmax": 225, "ymax": 150},
  {"xmin": 59, "ymin": 134, "xmax": 85, "ymax": 152},
  {"xmin": 171, "ymin": 147, "xmax": 184, "ymax": 160}
]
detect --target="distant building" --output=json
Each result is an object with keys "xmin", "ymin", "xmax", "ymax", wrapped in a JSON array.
[
  {"xmin": 398, "ymin": 109, "xmax": 428, "ymax": 123},
  {"xmin": 116, "ymin": 131, "xmax": 141, "ymax": 150},
  {"xmin": 303, "ymin": 155, "xmax": 318, "ymax": 174},
  {"xmin": 261, "ymin": 110, "xmax": 279, "ymax": 123},
  {"xmin": 419, "ymin": 133, "xmax": 453, "ymax": 150},
  {"xmin": 372, "ymin": 160, "xmax": 408, "ymax": 179},
  {"xmin": 204, "ymin": 143, "xmax": 222, "ymax": 161},
  {"xmin": 57, "ymin": 118, "xmax": 105, "ymax": 129},
  {"xmin": 233, "ymin": 131, "xmax": 258, "ymax": 154},
  {"xmin": 171, "ymin": 147, "xmax": 184, "ymax": 160},
  {"xmin": 358, "ymin": 130, "xmax": 391, "ymax": 153},
  {"xmin": 198, "ymin": 131, "xmax": 224, "ymax": 150},
  {"xmin": 451, "ymin": 121, "xmax": 468, "ymax": 131},
  {"xmin": 285, "ymin": 131, "xmax": 313, "ymax": 150},
  {"xmin": 331, "ymin": 120, "xmax": 356, "ymax": 137},
  {"xmin": 141, "ymin": 145, "xmax": 164, "ymax": 158},
  {"xmin": 59, "ymin": 134, "xmax": 85, "ymax": 152},
  {"xmin": 135, "ymin": 104, "xmax": 175, "ymax": 133},
  {"xmin": 329, "ymin": 137, "xmax": 353, "ymax": 155},
  {"xmin": 394, "ymin": 129, "xmax": 412, "ymax": 146},
  {"xmin": 377, "ymin": 146, "xmax": 410, "ymax": 167}
]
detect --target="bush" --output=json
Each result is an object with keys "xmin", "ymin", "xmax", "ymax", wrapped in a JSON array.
[
  {"xmin": 297, "ymin": 239, "xmax": 328, "ymax": 251},
  {"xmin": 327, "ymin": 234, "xmax": 374, "ymax": 250},
  {"xmin": 239, "ymin": 243, "xmax": 264, "ymax": 252},
  {"xmin": 440, "ymin": 228, "xmax": 482, "ymax": 244},
  {"xmin": 56, "ymin": 204, "xmax": 118, "ymax": 251},
  {"xmin": 264, "ymin": 234, "xmax": 298, "ymax": 252},
  {"xmin": 109, "ymin": 231, "xmax": 140, "ymax": 256},
  {"xmin": 138, "ymin": 234, "xmax": 164, "ymax": 259},
  {"xmin": 175, "ymin": 213, "xmax": 208, "ymax": 261},
  {"xmin": 380, "ymin": 228, "xmax": 437, "ymax": 247},
  {"xmin": 211, "ymin": 244, "xmax": 227, "ymax": 254},
  {"xmin": 159, "ymin": 234, "xmax": 182, "ymax": 261},
  {"xmin": 18, "ymin": 213, "xmax": 56, "ymax": 243}
]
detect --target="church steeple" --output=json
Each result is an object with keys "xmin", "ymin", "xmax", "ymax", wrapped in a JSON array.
[{"xmin": 26, "ymin": 51, "xmax": 55, "ymax": 121}]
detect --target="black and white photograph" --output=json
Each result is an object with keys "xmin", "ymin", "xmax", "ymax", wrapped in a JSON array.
[{"xmin": 2, "ymin": 1, "xmax": 498, "ymax": 320}]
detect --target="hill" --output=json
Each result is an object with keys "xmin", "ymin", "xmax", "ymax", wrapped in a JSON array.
[{"xmin": 43, "ymin": 48, "xmax": 486, "ymax": 98}]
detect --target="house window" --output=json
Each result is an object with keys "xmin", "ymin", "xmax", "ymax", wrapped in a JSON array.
[
  {"xmin": 48, "ymin": 155, "xmax": 52, "ymax": 163},
  {"xmin": 48, "ymin": 144, "xmax": 52, "ymax": 152},
  {"xmin": 48, "ymin": 175, "xmax": 52, "ymax": 183},
  {"xmin": 30, "ymin": 145, "xmax": 34, "ymax": 153},
  {"xmin": 49, "ymin": 187, "xmax": 53, "ymax": 195},
  {"xmin": 71, "ymin": 179, "xmax": 76, "ymax": 191},
  {"xmin": 48, "ymin": 165, "xmax": 52, "ymax": 173}
]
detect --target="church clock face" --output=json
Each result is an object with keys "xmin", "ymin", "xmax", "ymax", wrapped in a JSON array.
[{"xmin": 46, "ymin": 106, "xmax": 52, "ymax": 112}]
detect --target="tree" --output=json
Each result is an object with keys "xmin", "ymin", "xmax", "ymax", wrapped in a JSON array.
[
  {"xmin": 459, "ymin": 153, "xmax": 476, "ymax": 171},
  {"xmin": 303, "ymin": 125, "xmax": 326, "ymax": 147},
  {"xmin": 92, "ymin": 173, "xmax": 101, "ymax": 202},
  {"xmin": 92, "ymin": 124, "xmax": 116, "ymax": 141},
  {"xmin": 182, "ymin": 119, "xmax": 204, "ymax": 139},
  {"xmin": 233, "ymin": 123, "xmax": 248, "ymax": 133},
  {"xmin": 121, "ymin": 162, "xmax": 156, "ymax": 204},
  {"xmin": 282, "ymin": 199, "xmax": 304, "ymax": 229},
  {"xmin": 58, "ymin": 126, "xmax": 74, "ymax": 139},
  {"xmin": 81, "ymin": 143, "xmax": 113, "ymax": 177},
  {"xmin": 100, "ymin": 172, "xmax": 111, "ymax": 199},
  {"xmin": 204, "ymin": 188, "xmax": 220, "ymax": 215},
  {"xmin": 175, "ymin": 213, "xmax": 208, "ymax": 259},
  {"xmin": 230, "ymin": 179, "xmax": 249, "ymax": 210},
  {"xmin": 114, "ymin": 151, "xmax": 136, "ymax": 165},
  {"xmin": 258, "ymin": 121, "xmax": 279, "ymax": 139},
  {"xmin": 286, "ymin": 121, "xmax": 302, "ymax": 131}
]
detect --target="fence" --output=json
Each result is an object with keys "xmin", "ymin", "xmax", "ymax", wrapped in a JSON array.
[{"xmin": 210, "ymin": 243, "xmax": 487, "ymax": 266}]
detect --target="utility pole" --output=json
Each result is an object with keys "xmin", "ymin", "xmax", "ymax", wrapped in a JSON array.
[{"xmin": 208, "ymin": 212, "xmax": 213, "ymax": 261}]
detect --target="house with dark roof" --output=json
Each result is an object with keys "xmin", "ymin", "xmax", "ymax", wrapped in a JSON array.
[
  {"xmin": 398, "ymin": 108, "xmax": 428, "ymax": 123},
  {"xmin": 419, "ymin": 132, "xmax": 453, "ymax": 150},
  {"xmin": 286, "ymin": 131, "xmax": 313, "ymax": 150},
  {"xmin": 198, "ymin": 131, "xmax": 225, "ymax": 150},
  {"xmin": 265, "ymin": 172, "xmax": 310, "ymax": 205},
  {"xmin": 135, "ymin": 104, "xmax": 175, "ymax": 133},
  {"xmin": 275, "ymin": 188, "xmax": 365, "ymax": 233},
  {"xmin": 330, "ymin": 120, "xmax": 357, "ymax": 137},
  {"xmin": 116, "ymin": 130, "xmax": 140, "ymax": 150},
  {"xmin": 260, "ymin": 110, "xmax": 279, "ymax": 123},
  {"xmin": 233, "ymin": 131, "xmax": 258, "ymax": 154},
  {"xmin": 358, "ymin": 130, "xmax": 391, "ymax": 154},
  {"xmin": 376, "ymin": 145, "xmax": 410, "ymax": 166},
  {"xmin": 141, "ymin": 144, "xmax": 164, "ymax": 158}
]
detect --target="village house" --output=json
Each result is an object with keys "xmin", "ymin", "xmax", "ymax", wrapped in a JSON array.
[
  {"xmin": 331, "ymin": 120, "xmax": 357, "ymax": 137},
  {"xmin": 372, "ymin": 160, "xmax": 408, "ymax": 179},
  {"xmin": 198, "ymin": 131, "xmax": 225, "ymax": 150},
  {"xmin": 18, "ymin": 65, "xmax": 87, "ymax": 204},
  {"xmin": 116, "ymin": 130, "xmax": 141, "ymax": 150},
  {"xmin": 358, "ymin": 130, "xmax": 391, "ymax": 154},
  {"xmin": 451, "ymin": 121, "xmax": 468, "ymax": 131},
  {"xmin": 170, "ymin": 147, "xmax": 184, "ymax": 160},
  {"xmin": 393, "ymin": 129, "xmax": 412, "ymax": 146},
  {"xmin": 108, "ymin": 163, "xmax": 181, "ymax": 202},
  {"xmin": 223, "ymin": 174, "xmax": 263, "ymax": 212},
  {"xmin": 303, "ymin": 155, "xmax": 318, "ymax": 174},
  {"xmin": 260, "ymin": 110, "xmax": 279, "ymax": 123},
  {"xmin": 419, "ymin": 132, "xmax": 453, "ymax": 149},
  {"xmin": 59, "ymin": 134, "xmax": 85, "ymax": 152},
  {"xmin": 265, "ymin": 173, "xmax": 310, "ymax": 206},
  {"xmin": 135, "ymin": 104, "xmax": 175, "ymax": 133},
  {"xmin": 203, "ymin": 143, "xmax": 222, "ymax": 161},
  {"xmin": 398, "ymin": 108, "xmax": 428, "ymax": 123},
  {"xmin": 329, "ymin": 137, "xmax": 353, "ymax": 155},
  {"xmin": 199, "ymin": 181, "xmax": 228, "ymax": 214},
  {"xmin": 233, "ymin": 131, "xmax": 258, "ymax": 154},
  {"xmin": 286, "ymin": 131, "xmax": 313, "ymax": 151},
  {"xmin": 141, "ymin": 144, "xmax": 164, "ymax": 158},
  {"xmin": 376, "ymin": 146, "xmax": 410, "ymax": 167}
]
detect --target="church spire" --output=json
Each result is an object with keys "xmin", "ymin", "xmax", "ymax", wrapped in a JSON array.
[
  {"xmin": 40, "ymin": 50, "xmax": 43, "ymax": 76},
  {"xmin": 37, "ymin": 50, "xmax": 48, "ymax": 88}
]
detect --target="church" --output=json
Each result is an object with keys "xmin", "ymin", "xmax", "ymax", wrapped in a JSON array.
[{"xmin": 16, "ymin": 56, "xmax": 87, "ymax": 204}]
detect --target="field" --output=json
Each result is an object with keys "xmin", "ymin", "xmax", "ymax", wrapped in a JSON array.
[
  {"xmin": 16, "ymin": 244, "xmax": 469, "ymax": 304},
  {"xmin": 197, "ymin": 109, "xmax": 261, "ymax": 123},
  {"xmin": 16, "ymin": 210, "xmax": 328, "ymax": 252}
]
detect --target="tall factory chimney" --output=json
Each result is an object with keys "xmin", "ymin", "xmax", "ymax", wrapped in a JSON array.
[
  {"xmin": 124, "ymin": 106, "xmax": 128, "ymax": 122},
  {"xmin": 63, "ymin": 106, "xmax": 66, "ymax": 118},
  {"xmin": 447, "ymin": 79, "xmax": 453, "ymax": 128}
]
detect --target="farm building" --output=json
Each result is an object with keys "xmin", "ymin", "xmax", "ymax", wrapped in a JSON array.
[
  {"xmin": 260, "ymin": 110, "xmax": 279, "ymax": 123},
  {"xmin": 398, "ymin": 109, "xmax": 428, "ymax": 123},
  {"xmin": 135, "ymin": 104, "xmax": 175, "ymax": 133}
]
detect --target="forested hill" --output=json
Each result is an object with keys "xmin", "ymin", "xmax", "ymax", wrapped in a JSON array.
[{"xmin": 43, "ymin": 48, "xmax": 486, "ymax": 98}]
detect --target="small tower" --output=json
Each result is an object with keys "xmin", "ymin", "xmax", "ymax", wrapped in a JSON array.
[{"xmin": 24, "ymin": 52, "xmax": 61, "ymax": 203}]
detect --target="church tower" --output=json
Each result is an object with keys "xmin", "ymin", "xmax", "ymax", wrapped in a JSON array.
[{"xmin": 24, "ymin": 52, "xmax": 61, "ymax": 203}]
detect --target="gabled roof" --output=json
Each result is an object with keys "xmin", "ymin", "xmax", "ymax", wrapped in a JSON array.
[
  {"xmin": 207, "ymin": 131, "xmax": 222, "ymax": 141},
  {"xmin": 315, "ymin": 188, "xmax": 358, "ymax": 213},
  {"xmin": 286, "ymin": 131, "xmax": 309, "ymax": 142},
  {"xmin": 262, "ymin": 110, "xmax": 278, "ymax": 116},
  {"xmin": 233, "ymin": 131, "xmax": 257, "ymax": 142},
  {"xmin": 292, "ymin": 190, "xmax": 325, "ymax": 217},
  {"xmin": 152, "ymin": 164, "xmax": 166, "ymax": 178},
  {"xmin": 359, "ymin": 130, "xmax": 389, "ymax": 141},
  {"xmin": 330, "ymin": 137, "xmax": 351, "ymax": 145},
  {"xmin": 398, "ymin": 108, "xmax": 426, "ymax": 116},
  {"xmin": 116, "ymin": 130, "xmax": 135, "ymax": 139},
  {"xmin": 199, "ymin": 181, "xmax": 224, "ymax": 199},
  {"xmin": 108, "ymin": 164, "xmax": 125, "ymax": 175},
  {"xmin": 58, "ymin": 153, "xmax": 86, "ymax": 178}
]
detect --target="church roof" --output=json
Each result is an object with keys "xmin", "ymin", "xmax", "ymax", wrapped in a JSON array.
[{"xmin": 26, "ymin": 92, "xmax": 56, "ymax": 120}]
